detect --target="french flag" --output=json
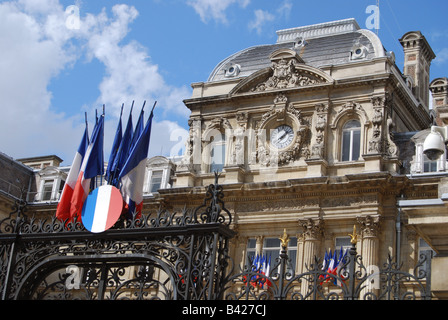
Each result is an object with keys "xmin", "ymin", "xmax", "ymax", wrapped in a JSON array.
[
  {"xmin": 105, "ymin": 104, "xmax": 123, "ymax": 185},
  {"xmin": 118, "ymin": 104, "xmax": 154, "ymax": 219},
  {"xmin": 55, "ymin": 123, "xmax": 89, "ymax": 221},
  {"xmin": 70, "ymin": 114, "xmax": 105, "ymax": 221},
  {"xmin": 109, "ymin": 105, "xmax": 134, "ymax": 187},
  {"xmin": 81, "ymin": 185, "xmax": 123, "ymax": 233}
]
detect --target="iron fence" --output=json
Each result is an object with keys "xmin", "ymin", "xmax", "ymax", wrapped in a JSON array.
[{"xmin": 0, "ymin": 175, "xmax": 432, "ymax": 300}]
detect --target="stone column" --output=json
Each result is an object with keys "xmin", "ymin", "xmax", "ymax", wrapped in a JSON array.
[
  {"xmin": 357, "ymin": 215, "xmax": 381, "ymax": 299},
  {"xmin": 255, "ymin": 236, "xmax": 263, "ymax": 256},
  {"xmin": 299, "ymin": 218, "xmax": 324, "ymax": 297}
]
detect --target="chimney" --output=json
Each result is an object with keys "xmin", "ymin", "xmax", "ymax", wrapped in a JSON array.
[
  {"xmin": 430, "ymin": 77, "xmax": 448, "ymax": 125},
  {"xmin": 399, "ymin": 31, "xmax": 436, "ymax": 110}
]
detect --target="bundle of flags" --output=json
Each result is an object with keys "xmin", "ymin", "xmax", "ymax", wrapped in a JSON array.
[
  {"xmin": 320, "ymin": 247, "xmax": 348, "ymax": 286},
  {"xmin": 55, "ymin": 101, "xmax": 155, "ymax": 225},
  {"xmin": 243, "ymin": 253, "xmax": 272, "ymax": 289}
]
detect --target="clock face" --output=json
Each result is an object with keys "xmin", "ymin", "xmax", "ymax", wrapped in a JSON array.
[{"xmin": 270, "ymin": 125, "xmax": 294, "ymax": 149}]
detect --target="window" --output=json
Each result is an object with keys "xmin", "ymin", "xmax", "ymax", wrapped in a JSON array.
[
  {"xmin": 423, "ymin": 154, "xmax": 438, "ymax": 173},
  {"xmin": 246, "ymin": 238, "xmax": 257, "ymax": 265},
  {"xmin": 58, "ymin": 180, "xmax": 65, "ymax": 199},
  {"xmin": 263, "ymin": 237, "xmax": 297, "ymax": 274},
  {"xmin": 341, "ymin": 120, "xmax": 361, "ymax": 161},
  {"xmin": 42, "ymin": 180, "xmax": 54, "ymax": 201},
  {"xmin": 150, "ymin": 170, "xmax": 163, "ymax": 193},
  {"xmin": 335, "ymin": 236, "xmax": 352, "ymax": 252},
  {"xmin": 246, "ymin": 237, "xmax": 297, "ymax": 273},
  {"xmin": 210, "ymin": 140, "xmax": 226, "ymax": 173}
]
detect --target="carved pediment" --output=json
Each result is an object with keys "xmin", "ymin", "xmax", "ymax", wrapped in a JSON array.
[{"xmin": 231, "ymin": 49, "xmax": 333, "ymax": 94}]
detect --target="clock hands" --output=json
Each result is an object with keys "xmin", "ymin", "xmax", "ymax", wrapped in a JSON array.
[
  {"xmin": 272, "ymin": 125, "xmax": 293, "ymax": 149},
  {"xmin": 277, "ymin": 130, "xmax": 286, "ymax": 141}
]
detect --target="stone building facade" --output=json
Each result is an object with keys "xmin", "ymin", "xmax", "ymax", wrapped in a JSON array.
[
  {"xmin": 169, "ymin": 18, "xmax": 439, "ymax": 279},
  {"xmin": 2, "ymin": 18, "xmax": 448, "ymax": 298}
]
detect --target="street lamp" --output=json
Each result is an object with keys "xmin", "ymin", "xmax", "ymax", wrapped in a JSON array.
[{"xmin": 423, "ymin": 126, "xmax": 448, "ymax": 160}]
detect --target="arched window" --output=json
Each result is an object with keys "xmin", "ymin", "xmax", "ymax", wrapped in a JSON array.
[
  {"xmin": 341, "ymin": 120, "xmax": 361, "ymax": 161},
  {"xmin": 208, "ymin": 135, "xmax": 226, "ymax": 173}
]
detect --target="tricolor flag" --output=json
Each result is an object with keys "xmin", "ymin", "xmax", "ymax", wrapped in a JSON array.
[
  {"xmin": 70, "ymin": 113, "xmax": 105, "ymax": 221},
  {"xmin": 55, "ymin": 121, "xmax": 89, "ymax": 221},
  {"xmin": 336, "ymin": 248, "xmax": 348, "ymax": 286},
  {"xmin": 326, "ymin": 249, "xmax": 337, "ymax": 281},
  {"xmin": 105, "ymin": 105, "xmax": 123, "ymax": 185},
  {"xmin": 109, "ymin": 104, "xmax": 134, "ymax": 187},
  {"xmin": 260, "ymin": 254, "xmax": 272, "ymax": 289},
  {"xmin": 118, "ymin": 104, "xmax": 155, "ymax": 219},
  {"xmin": 81, "ymin": 185, "xmax": 123, "ymax": 233},
  {"xmin": 130, "ymin": 101, "xmax": 145, "ymax": 152}
]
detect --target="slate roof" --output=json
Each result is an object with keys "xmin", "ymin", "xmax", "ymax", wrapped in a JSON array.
[{"xmin": 207, "ymin": 18, "xmax": 387, "ymax": 83}]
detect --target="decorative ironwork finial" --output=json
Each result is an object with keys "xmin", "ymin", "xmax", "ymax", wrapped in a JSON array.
[
  {"xmin": 193, "ymin": 170, "xmax": 232, "ymax": 226},
  {"xmin": 279, "ymin": 229, "xmax": 290, "ymax": 248},
  {"xmin": 349, "ymin": 225, "xmax": 358, "ymax": 244},
  {"xmin": 214, "ymin": 171, "xmax": 221, "ymax": 185}
]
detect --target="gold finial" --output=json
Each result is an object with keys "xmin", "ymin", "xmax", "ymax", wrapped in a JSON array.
[
  {"xmin": 279, "ymin": 229, "xmax": 290, "ymax": 248},
  {"xmin": 349, "ymin": 225, "xmax": 358, "ymax": 244}
]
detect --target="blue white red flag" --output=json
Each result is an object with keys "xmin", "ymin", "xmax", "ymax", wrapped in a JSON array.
[
  {"xmin": 105, "ymin": 105, "xmax": 123, "ymax": 184},
  {"xmin": 70, "ymin": 114, "xmax": 105, "ymax": 221},
  {"xmin": 110, "ymin": 105, "xmax": 134, "ymax": 187},
  {"xmin": 81, "ymin": 185, "xmax": 123, "ymax": 233},
  {"xmin": 130, "ymin": 102, "xmax": 145, "ymax": 153},
  {"xmin": 118, "ymin": 105, "xmax": 154, "ymax": 218},
  {"xmin": 336, "ymin": 248, "xmax": 348, "ymax": 286},
  {"xmin": 55, "ymin": 121, "xmax": 89, "ymax": 221}
]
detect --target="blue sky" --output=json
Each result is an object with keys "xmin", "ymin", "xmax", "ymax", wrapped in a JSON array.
[{"xmin": 1, "ymin": 0, "xmax": 447, "ymax": 165}]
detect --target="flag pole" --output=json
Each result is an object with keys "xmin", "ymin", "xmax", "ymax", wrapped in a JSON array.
[{"xmin": 151, "ymin": 101, "xmax": 157, "ymax": 113}]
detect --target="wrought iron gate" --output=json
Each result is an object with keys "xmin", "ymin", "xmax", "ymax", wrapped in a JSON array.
[
  {"xmin": 223, "ymin": 236, "xmax": 432, "ymax": 300},
  {"xmin": 0, "ymin": 177, "xmax": 234, "ymax": 300},
  {"xmin": 0, "ymin": 177, "xmax": 432, "ymax": 300}
]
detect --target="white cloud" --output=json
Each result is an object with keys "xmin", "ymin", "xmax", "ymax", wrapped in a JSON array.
[
  {"xmin": 187, "ymin": 0, "xmax": 250, "ymax": 24},
  {"xmin": 247, "ymin": 1, "xmax": 293, "ymax": 35},
  {"xmin": 434, "ymin": 48, "xmax": 448, "ymax": 65},
  {"xmin": 248, "ymin": 9, "xmax": 275, "ymax": 35},
  {"xmin": 0, "ymin": 1, "xmax": 80, "ymax": 160},
  {"xmin": 0, "ymin": 1, "xmax": 191, "ymax": 164},
  {"xmin": 277, "ymin": 0, "xmax": 292, "ymax": 20},
  {"xmin": 82, "ymin": 4, "xmax": 191, "ymax": 118}
]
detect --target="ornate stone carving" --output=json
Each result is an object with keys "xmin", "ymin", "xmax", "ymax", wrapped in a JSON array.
[
  {"xmin": 204, "ymin": 117, "xmax": 232, "ymax": 132},
  {"xmin": 231, "ymin": 126, "xmax": 245, "ymax": 166},
  {"xmin": 331, "ymin": 101, "xmax": 369, "ymax": 129},
  {"xmin": 250, "ymin": 50, "xmax": 328, "ymax": 93},
  {"xmin": 236, "ymin": 111, "xmax": 248, "ymax": 129},
  {"xmin": 178, "ymin": 119, "xmax": 201, "ymax": 172},
  {"xmin": 299, "ymin": 218, "xmax": 324, "ymax": 241},
  {"xmin": 255, "ymin": 96, "xmax": 310, "ymax": 166},
  {"xmin": 311, "ymin": 103, "xmax": 329, "ymax": 159},
  {"xmin": 357, "ymin": 215, "xmax": 381, "ymax": 238},
  {"xmin": 368, "ymin": 95, "xmax": 398, "ymax": 157},
  {"xmin": 235, "ymin": 198, "xmax": 319, "ymax": 213},
  {"xmin": 368, "ymin": 128, "xmax": 382, "ymax": 154}
]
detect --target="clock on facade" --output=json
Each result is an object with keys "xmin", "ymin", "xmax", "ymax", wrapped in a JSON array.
[{"xmin": 270, "ymin": 125, "xmax": 294, "ymax": 149}]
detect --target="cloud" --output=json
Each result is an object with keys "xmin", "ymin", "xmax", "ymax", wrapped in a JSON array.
[
  {"xmin": 248, "ymin": 1, "xmax": 293, "ymax": 35},
  {"xmin": 277, "ymin": 0, "xmax": 292, "ymax": 20},
  {"xmin": 186, "ymin": 0, "xmax": 250, "ymax": 24},
  {"xmin": 248, "ymin": 9, "xmax": 275, "ymax": 35},
  {"xmin": 0, "ymin": 1, "xmax": 80, "ymax": 160},
  {"xmin": 434, "ymin": 48, "xmax": 448, "ymax": 65},
  {"xmin": 82, "ymin": 5, "xmax": 191, "ymax": 119},
  {"xmin": 0, "ymin": 1, "xmax": 191, "ymax": 164}
]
